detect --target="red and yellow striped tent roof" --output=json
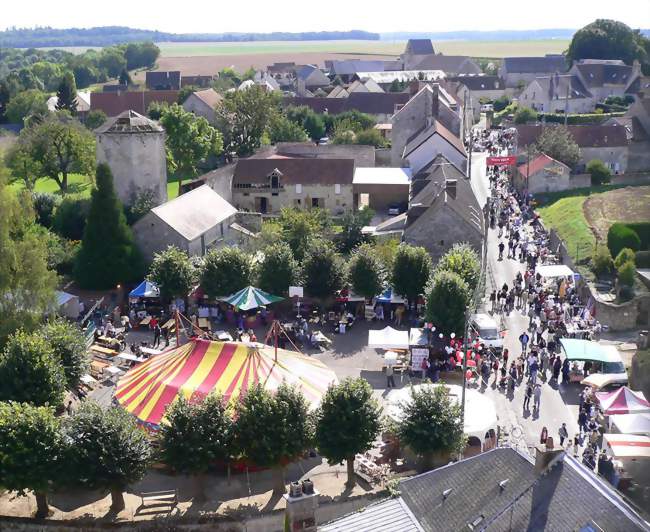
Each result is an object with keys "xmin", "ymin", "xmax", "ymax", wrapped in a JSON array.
[{"xmin": 114, "ymin": 339, "xmax": 338, "ymax": 428}]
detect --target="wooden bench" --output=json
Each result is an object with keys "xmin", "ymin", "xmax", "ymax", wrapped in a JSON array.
[{"xmin": 139, "ymin": 489, "xmax": 178, "ymax": 508}]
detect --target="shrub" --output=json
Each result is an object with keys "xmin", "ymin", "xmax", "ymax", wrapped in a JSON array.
[
  {"xmin": 635, "ymin": 250, "xmax": 650, "ymax": 268},
  {"xmin": 492, "ymin": 95, "xmax": 511, "ymax": 112},
  {"xmin": 592, "ymin": 245, "xmax": 613, "ymax": 278},
  {"xmin": 626, "ymin": 223, "xmax": 650, "ymax": 250},
  {"xmin": 52, "ymin": 196, "xmax": 90, "ymax": 240},
  {"xmin": 617, "ymin": 260, "xmax": 636, "ymax": 287},
  {"xmin": 586, "ymin": 159, "xmax": 611, "ymax": 185},
  {"xmin": 513, "ymin": 106, "xmax": 537, "ymax": 124},
  {"xmin": 32, "ymin": 193, "xmax": 61, "ymax": 228},
  {"xmin": 614, "ymin": 248, "xmax": 636, "ymax": 269},
  {"xmin": 607, "ymin": 223, "xmax": 641, "ymax": 258}
]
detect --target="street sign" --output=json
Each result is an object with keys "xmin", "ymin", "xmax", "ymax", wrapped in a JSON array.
[{"xmin": 486, "ymin": 156, "xmax": 517, "ymax": 166}]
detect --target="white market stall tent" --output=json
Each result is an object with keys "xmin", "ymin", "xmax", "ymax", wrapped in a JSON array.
[
  {"xmin": 610, "ymin": 413, "xmax": 650, "ymax": 436},
  {"xmin": 368, "ymin": 326, "xmax": 409, "ymax": 349},
  {"xmin": 535, "ymin": 264, "xmax": 574, "ymax": 278},
  {"xmin": 56, "ymin": 290, "xmax": 80, "ymax": 319},
  {"xmin": 603, "ymin": 433, "xmax": 650, "ymax": 459}
]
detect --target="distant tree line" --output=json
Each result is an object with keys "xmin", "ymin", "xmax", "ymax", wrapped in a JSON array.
[{"xmin": 0, "ymin": 26, "xmax": 379, "ymax": 48}]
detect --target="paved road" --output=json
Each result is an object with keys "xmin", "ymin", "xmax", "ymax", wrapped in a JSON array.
[{"xmin": 471, "ymin": 148, "xmax": 581, "ymax": 452}]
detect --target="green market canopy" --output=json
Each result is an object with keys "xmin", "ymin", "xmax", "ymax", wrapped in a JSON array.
[{"xmin": 221, "ymin": 286, "xmax": 284, "ymax": 311}]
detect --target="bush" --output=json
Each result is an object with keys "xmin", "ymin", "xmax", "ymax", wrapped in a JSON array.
[
  {"xmin": 492, "ymin": 95, "xmax": 511, "ymax": 112},
  {"xmin": 626, "ymin": 223, "xmax": 650, "ymax": 250},
  {"xmin": 52, "ymin": 196, "xmax": 90, "ymax": 240},
  {"xmin": 32, "ymin": 192, "xmax": 61, "ymax": 228},
  {"xmin": 608, "ymin": 223, "xmax": 641, "ymax": 258},
  {"xmin": 587, "ymin": 159, "xmax": 611, "ymax": 185},
  {"xmin": 635, "ymin": 250, "xmax": 650, "ymax": 268},
  {"xmin": 592, "ymin": 245, "xmax": 613, "ymax": 278},
  {"xmin": 614, "ymin": 248, "xmax": 636, "ymax": 269},
  {"xmin": 513, "ymin": 106, "xmax": 537, "ymax": 124},
  {"xmin": 617, "ymin": 260, "xmax": 636, "ymax": 287}
]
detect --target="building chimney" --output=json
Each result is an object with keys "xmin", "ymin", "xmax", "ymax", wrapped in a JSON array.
[
  {"xmin": 283, "ymin": 480, "xmax": 319, "ymax": 532},
  {"xmin": 445, "ymin": 179, "xmax": 457, "ymax": 199},
  {"xmin": 431, "ymin": 83, "xmax": 440, "ymax": 119},
  {"xmin": 534, "ymin": 442, "xmax": 564, "ymax": 474}
]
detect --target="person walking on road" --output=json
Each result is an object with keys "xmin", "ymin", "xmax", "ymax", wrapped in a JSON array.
[
  {"xmin": 533, "ymin": 384, "xmax": 541, "ymax": 412},
  {"xmin": 523, "ymin": 382, "xmax": 533, "ymax": 411},
  {"xmin": 519, "ymin": 331, "xmax": 530, "ymax": 355},
  {"xmin": 559, "ymin": 423, "xmax": 569, "ymax": 447},
  {"xmin": 498, "ymin": 241, "xmax": 505, "ymax": 260},
  {"xmin": 385, "ymin": 365, "xmax": 395, "ymax": 389}
]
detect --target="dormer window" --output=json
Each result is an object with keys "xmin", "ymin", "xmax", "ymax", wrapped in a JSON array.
[{"xmin": 268, "ymin": 169, "xmax": 282, "ymax": 189}]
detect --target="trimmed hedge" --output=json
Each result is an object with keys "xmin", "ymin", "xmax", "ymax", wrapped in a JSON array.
[
  {"xmin": 536, "ymin": 111, "xmax": 625, "ymax": 125},
  {"xmin": 608, "ymin": 223, "xmax": 641, "ymax": 258},
  {"xmin": 626, "ymin": 223, "xmax": 650, "ymax": 250}
]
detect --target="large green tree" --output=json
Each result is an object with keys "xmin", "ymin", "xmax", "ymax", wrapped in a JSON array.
[
  {"xmin": 348, "ymin": 243, "xmax": 385, "ymax": 299},
  {"xmin": 257, "ymin": 242, "xmax": 299, "ymax": 297},
  {"xmin": 302, "ymin": 241, "xmax": 346, "ymax": 300},
  {"xmin": 0, "ymin": 178, "xmax": 57, "ymax": 347},
  {"xmin": 234, "ymin": 384, "xmax": 312, "ymax": 494},
  {"xmin": 64, "ymin": 403, "xmax": 151, "ymax": 511},
  {"xmin": 391, "ymin": 244, "xmax": 433, "ymax": 307},
  {"xmin": 216, "ymin": 85, "xmax": 280, "ymax": 156},
  {"xmin": 0, "ymin": 330, "xmax": 66, "ymax": 406},
  {"xmin": 435, "ymin": 243, "xmax": 481, "ymax": 291},
  {"xmin": 4, "ymin": 140, "xmax": 43, "ymax": 191},
  {"xmin": 268, "ymin": 112, "xmax": 308, "ymax": 143},
  {"xmin": 19, "ymin": 113, "xmax": 95, "ymax": 192},
  {"xmin": 148, "ymin": 246, "xmax": 196, "ymax": 302},
  {"xmin": 424, "ymin": 270, "xmax": 471, "ymax": 336},
  {"xmin": 567, "ymin": 19, "xmax": 649, "ymax": 66},
  {"xmin": 535, "ymin": 125, "xmax": 581, "ymax": 169},
  {"xmin": 40, "ymin": 320, "xmax": 88, "ymax": 389},
  {"xmin": 200, "ymin": 247, "xmax": 253, "ymax": 299},
  {"xmin": 55, "ymin": 71, "xmax": 78, "ymax": 114},
  {"xmin": 74, "ymin": 163, "xmax": 143, "ymax": 289},
  {"xmin": 336, "ymin": 207, "xmax": 374, "ymax": 254},
  {"xmin": 159, "ymin": 103, "xmax": 223, "ymax": 193},
  {"xmin": 0, "ymin": 402, "xmax": 63, "ymax": 517},
  {"xmin": 159, "ymin": 394, "xmax": 233, "ymax": 500},
  {"xmin": 396, "ymin": 385, "xmax": 466, "ymax": 470},
  {"xmin": 277, "ymin": 208, "xmax": 330, "ymax": 261},
  {"xmin": 315, "ymin": 378, "xmax": 382, "ymax": 487},
  {"xmin": 5, "ymin": 89, "xmax": 48, "ymax": 125}
]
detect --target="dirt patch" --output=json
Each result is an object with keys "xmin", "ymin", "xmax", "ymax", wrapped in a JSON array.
[
  {"xmin": 133, "ymin": 51, "xmax": 395, "ymax": 80},
  {"xmin": 583, "ymin": 186, "xmax": 650, "ymax": 241}
]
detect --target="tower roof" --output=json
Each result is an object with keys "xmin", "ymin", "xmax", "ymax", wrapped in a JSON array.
[{"xmin": 95, "ymin": 109, "xmax": 164, "ymax": 134}]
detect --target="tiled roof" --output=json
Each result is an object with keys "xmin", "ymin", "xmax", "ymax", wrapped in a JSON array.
[
  {"xmin": 406, "ymin": 39, "xmax": 435, "ymax": 56},
  {"xmin": 321, "ymin": 497, "xmax": 423, "ymax": 532},
  {"xmin": 503, "ymin": 55, "xmax": 568, "ymax": 74},
  {"xmin": 533, "ymin": 74, "xmax": 592, "ymax": 100},
  {"xmin": 450, "ymin": 75, "xmax": 503, "ymax": 91},
  {"xmin": 412, "ymin": 55, "xmax": 478, "ymax": 74},
  {"xmin": 574, "ymin": 61, "xmax": 635, "ymax": 88},
  {"xmin": 283, "ymin": 92, "xmax": 410, "ymax": 115},
  {"xmin": 233, "ymin": 157, "xmax": 354, "ymax": 186},
  {"xmin": 95, "ymin": 110, "xmax": 163, "ymax": 134},
  {"xmin": 515, "ymin": 124, "xmax": 629, "ymax": 148},
  {"xmin": 90, "ymin": 90, "xmax": 179, "ymax": 117},
  {"xmin": 403, "ymin": 119, "xmax": 466, "ymax": 159},
  {"xmin": 517, "ymin": 153, "xmax": 566, "ymax": 178},
  {"xmin": 191, "ymin": 88, "xmax": 222, "ymax": 108},
  {"xmin": 330, "ymin": 60, "xmax": 387, "ymax": 76}
]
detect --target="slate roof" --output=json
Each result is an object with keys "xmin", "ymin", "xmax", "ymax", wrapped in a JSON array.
[
  {"xmin": 90, "ymin": 90, "xmax": 179, "ymax": 116},
  {"xmin": 573, "ymin": 61, "xmax": 635, "ymax": 88},
  {"xmin": 533, "ymin": 74, "xmax": 592, "ymax": 100},
  {"xmin": 503, "ymin": 55, "xmax": 568, "ymax": 74},
  {"xmin": 406, "ymin": 39, "xmax": 435, "ymax": 56},
  {"xmin": 321, "ymin": 497, "xmax": 423, "ymax": 532},
  {"xmin": 283, "ymin": 92, "xmax": 410, "ymax": 115},
  {"xmin": 329, "ymin": 60, "xmax": 387, "ymax": 76},
  {"xmin": 296, "ymin": 65, "xmax": 330, "ymax": 86},
  {"xmin": 412, "ymin": 55, "xmax": 479, "ymax": 74},
  {"xmin": 146, "ymin": 71, "xmax": 181, "ymax": 90},
  {"xmin": 515, "ymin": 124, "xmax": 629, "ymax": 149},
  {"xmin": 403, "ymin": 119, "xmax": 466, "ymax": 159},
  {"xmin": 149, "ymin": 185, "xmax": 236, "ymax": 241},
  {"xmin": 233, "ymin": 157, "xmax": 354, "ymax": 186},
  {"xmin": 398, "ymin": 448, "xmax": 650, "ymax": 532},
  {"xmin": 450, "ymin": 75, "xmax": 503, "ymax": 91},
  {"xmin": 95, "ymin": 110, "xmax": 163, "ymax": 134}
]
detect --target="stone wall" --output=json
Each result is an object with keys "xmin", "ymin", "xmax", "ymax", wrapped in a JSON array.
[{"xmin": 233, "ymin": 184, "xmax": 354, "ymax": 216}]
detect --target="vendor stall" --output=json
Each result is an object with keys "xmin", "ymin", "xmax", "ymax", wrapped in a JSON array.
[
  {"xmin": 368, "ymin": 326, "xmax": 409, "ymax": 350},
  {"xmin": 409, "ymin": 328, "xmax": 430, "ymax": 370},
  {"xmin": 603, "ymin": 433, "xmax": 650, "ymax": 459},
  {"xmin": 221, "ymin": 286, "xmax": 283, "ymax": 311},
  {"xmin": 596, "ymin": 387, "xmax": 650, "ymax": 416},
  {"xmin": 560, "ymin": 339, "xmax": 627, "ymax": 383},
  {"xmin": 535, "ymin": 264, "xmax": 574, "ymax": 278},
  {"xmin": 55, "ymin": 290, "xmax": 81, "ymax": 319},
  {"xmin": 129, "ymin": 280, "xmax": 160, "ymax": 299},
  {"xmin": 610, "ymin": 413, "xmax": 650, "ymax": 436}
]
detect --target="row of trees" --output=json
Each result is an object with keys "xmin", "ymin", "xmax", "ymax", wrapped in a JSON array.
[{"xmin": 0, "ymin": 377, "xmax": 464, "ymax": 516}]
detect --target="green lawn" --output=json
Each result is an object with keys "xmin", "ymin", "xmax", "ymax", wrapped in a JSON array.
[{"xmin": 9, "ymin": 174, "xmax": 93, "ymax": 197}]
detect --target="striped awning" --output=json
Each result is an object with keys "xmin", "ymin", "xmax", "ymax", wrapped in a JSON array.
[
  {"xmin": 221, "ymin": 286, "xmax": 284, "ymax": 311},
  {"xmin": 114, "ymin": 339, "xmax": 337, "ymax": 428}
]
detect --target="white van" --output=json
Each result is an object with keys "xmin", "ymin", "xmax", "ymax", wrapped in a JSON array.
[{"xmin": 469, "ymin": 313, "xmax": 503, "ymax": 353}]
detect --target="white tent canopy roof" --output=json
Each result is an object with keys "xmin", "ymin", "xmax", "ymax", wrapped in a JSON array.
[
  {"xmin": 603, "ymin": 433, "xmax": 650, "ymax": 459},
  {"xmin": 535, "ymin": 264, "xmax": 574, "ymax": 278},
  {"xmin": 610, "ymin": 413, "xmax": 650, "ymax": 436},
  {"xmin": 368, "ymin": 326, "xmax": 410, "ymax": 349}
]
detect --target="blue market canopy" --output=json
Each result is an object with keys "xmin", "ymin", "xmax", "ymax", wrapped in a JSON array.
[
  {"xmin": 221, "ymin": 286, "xmax": 284, "ymax": 311},
  {"xmin": 129, "ymin": 280, "xmax": 160, "ymax": 299},
  {"xmin": 376, "ymin": 287, "xmax": 406, "ymax": 304}
]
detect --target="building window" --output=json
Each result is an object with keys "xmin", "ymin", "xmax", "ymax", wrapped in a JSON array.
[
  {"xmin": 270, "ymin": 174, "xmax": 280, "ymax": 189},
  {"xmin": 335, "ymin": 184, "xmax": 341, "ymax": 194},
  {"xmin": 312, "ymin": 198, "xmax": 321, "ymax": 208},
  {"xmin": 272, "ymin": 192, "xmax": 279, "ymax": 196},
  {"xmin": 295, "ymin": 184, "xmax": 302, "ymax": 194}
]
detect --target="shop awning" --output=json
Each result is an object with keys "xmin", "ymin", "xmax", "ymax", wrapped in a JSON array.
[
  {"xmin": 368, "ymin": 326, "xmax": 409, "ymax": 349},
  {"xmin": 596, "ymin": 387, "xmax": 650, "ymax": 416},
  {"xmin": 221, "ymin": 286, "xmax": 283, "ymax": 311},
  {"xmin": 114, "ymin": 339, "xmax": 338, "ymax": 428},
  {"xmin": 560, "ymin": 339, "xmax": 621, "ymax": 363},
  {"xmin": 375, "ymin": 287, "xmax": 406, "ymax": 304},
  {"xmin": 129, "ymin": 280, "xmax": 160, "ymax": 299},
  {"xmin": 610, "ymin": 413, "xmax": 650, "ymax": 436},
  {"xmin": 535, "ymin": 264, "xmax": 574, "ymax": 278},
  {"xmin": 603, "ymin": 433, "xmax": 650, "ymax": 459}
]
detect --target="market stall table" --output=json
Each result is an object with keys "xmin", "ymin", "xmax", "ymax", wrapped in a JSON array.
[
  {"xmin": 596, "ymin": 387, "xmax": 650, "ymax": 416},
  {"xmin": 215, "ymin": 330, "xmax": 234, "ymax": 341},
  {"xmin": 603, "ymin": 433, "xmax": 650, "ymax": 459},
  {"xmin": 140, "ymin": 346, "xmax": 164, "ymax": 357},
  {"xmin": 117, "ymin": 352, "xmax": 146, "ymax": 364},
  {"xmin": 368, "ymin": 326, "xmax": 409, "ymax": 350}
]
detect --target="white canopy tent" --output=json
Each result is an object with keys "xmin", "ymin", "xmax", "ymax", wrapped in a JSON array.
[
  {"xmin": 603, "ymin": 433, "xmax": 650, "ymax": 459},
  {"xmin": 610, "ymin": 413, "xmax": 650, "ymax": 436},
  {"xmin": 368, "ymin": 326, "xmax": 409, "ymax": 349},
  {"xmin": 535, "ymin": 264, "xmax": 574, "ymax": 278},
  {"xmin": 55, "ymin": 290, "xmax": 80, "ymax": 319}
]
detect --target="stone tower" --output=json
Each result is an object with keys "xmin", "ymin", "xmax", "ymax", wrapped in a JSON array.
[{"xmin": 95, "ymin": 110, "xmax": 167, "ymax": 207}]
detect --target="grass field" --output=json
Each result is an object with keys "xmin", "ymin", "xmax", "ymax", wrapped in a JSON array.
[{"xmin": 156, "ymin": 39, "xmax": 569, "ymax": 59}]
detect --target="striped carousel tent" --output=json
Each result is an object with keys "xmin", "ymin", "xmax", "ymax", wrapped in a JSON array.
[
  {"xmin": 221, "ymin": 286, "xmax": 284, "ymax": 311},
  {"xmin": 114, "ymin": 339, "xmax": 337, "ymax": 428}
]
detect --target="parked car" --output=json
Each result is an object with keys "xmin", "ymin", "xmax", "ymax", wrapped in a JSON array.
[
  {"xmin": 388, "ymin": 203, "xmax": 401, "ymax": 215},
  {"xmin": 318, "ymin": 137, "xmax": 329, "ymax": 145}
]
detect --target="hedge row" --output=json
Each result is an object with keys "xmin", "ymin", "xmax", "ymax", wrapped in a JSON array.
[
  {"xmin": 607, "ymin": 222, "xmax": 650, "ymax": 258},
  {"xmin": 536, "ymin": 112, "xmax": 625, "ymax": 125}
]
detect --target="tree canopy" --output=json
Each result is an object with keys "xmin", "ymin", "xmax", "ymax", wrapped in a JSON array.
[
  {"xmin": 587, "ymin": 159, "xmax": 611, "ymax": 185},
  {"xmin": 535, "ymin": 125, "xmax": 581, "ymax": 169},
  {"xmin": 74, "ymin": 163, "xmax": 143, "ymax": 289},
  {"xmin": 257, "ymin": 242, "xmax": 299, "ymax": 297},
  {"xmin": 0, "ymin": 330, "xmax": 66, "ymax": 406},
  {"xmin": 348, "ymin": 243, "xmax": 385, "ymax": 299},
  {"xmin": 435, "ymin": 243, "xmax": 481, "ymax": 291},
  {"xmin": 425, "ymin": 270, "xmax": 471, "ymax": 336},
  {"xmin": 5, "ymin": 89, "xmax": 48, "ymax": 125},
  {"xmin": 391, "ymin": 244, "xmax": 433, "ymax": 305},
  {"xmin": 315, "ymin": 378, "xmax": 382, "ymax": 487},
  {"xmin": 302, "ymin": 241, "xmax": 346, "ymax": 299},
  {"xmin": 277, "ymin": 207, "xmax": 330, "ymax": 261},
  {"xmin": 40, "ymin": 320, "xmax": 88, "ymax": 389},
  {"xmin": 55, "ymin": 71, "xmax": 78, "ymax": 114},
  {"xmin": 200, "ymin": 247, "xmax": 253, "ymax": 299},
  {"xmin": 0, "ymin": 402, "xmax": 63, "ymax": 517},
  {"xmin": 148, "ymin": 246, "xmax": 196, "ymax": 302}
]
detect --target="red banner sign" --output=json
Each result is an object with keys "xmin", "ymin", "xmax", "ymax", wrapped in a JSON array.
[{"xmin": 486, "ymin": 156, "xmax": 517, "ymax": 167}]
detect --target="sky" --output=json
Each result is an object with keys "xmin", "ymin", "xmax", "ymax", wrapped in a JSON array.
[{"xmin": 3, "ymin": 0, "xmax": 650, "ymax": 34}]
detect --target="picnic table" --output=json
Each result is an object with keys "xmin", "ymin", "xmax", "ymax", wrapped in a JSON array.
[
  {"xmin": 140, "ymin": 346, "xmax": 163, "ymax": 357},
  {"xmin": 215, "ymin": 330, "xmax": 233, "ymax": 341},
  {"xmin": 90, "ymin": 345, "xmax": 118, "ymax": 357}
]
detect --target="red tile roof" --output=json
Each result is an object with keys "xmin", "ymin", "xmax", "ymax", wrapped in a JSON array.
[
  {"xmin": 517, "ymin": 154, "xmax": 559, "ymax": 178},
  {"xmin": 90, "ymin": 90, "xmax": 179, "ymax": 117}
]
